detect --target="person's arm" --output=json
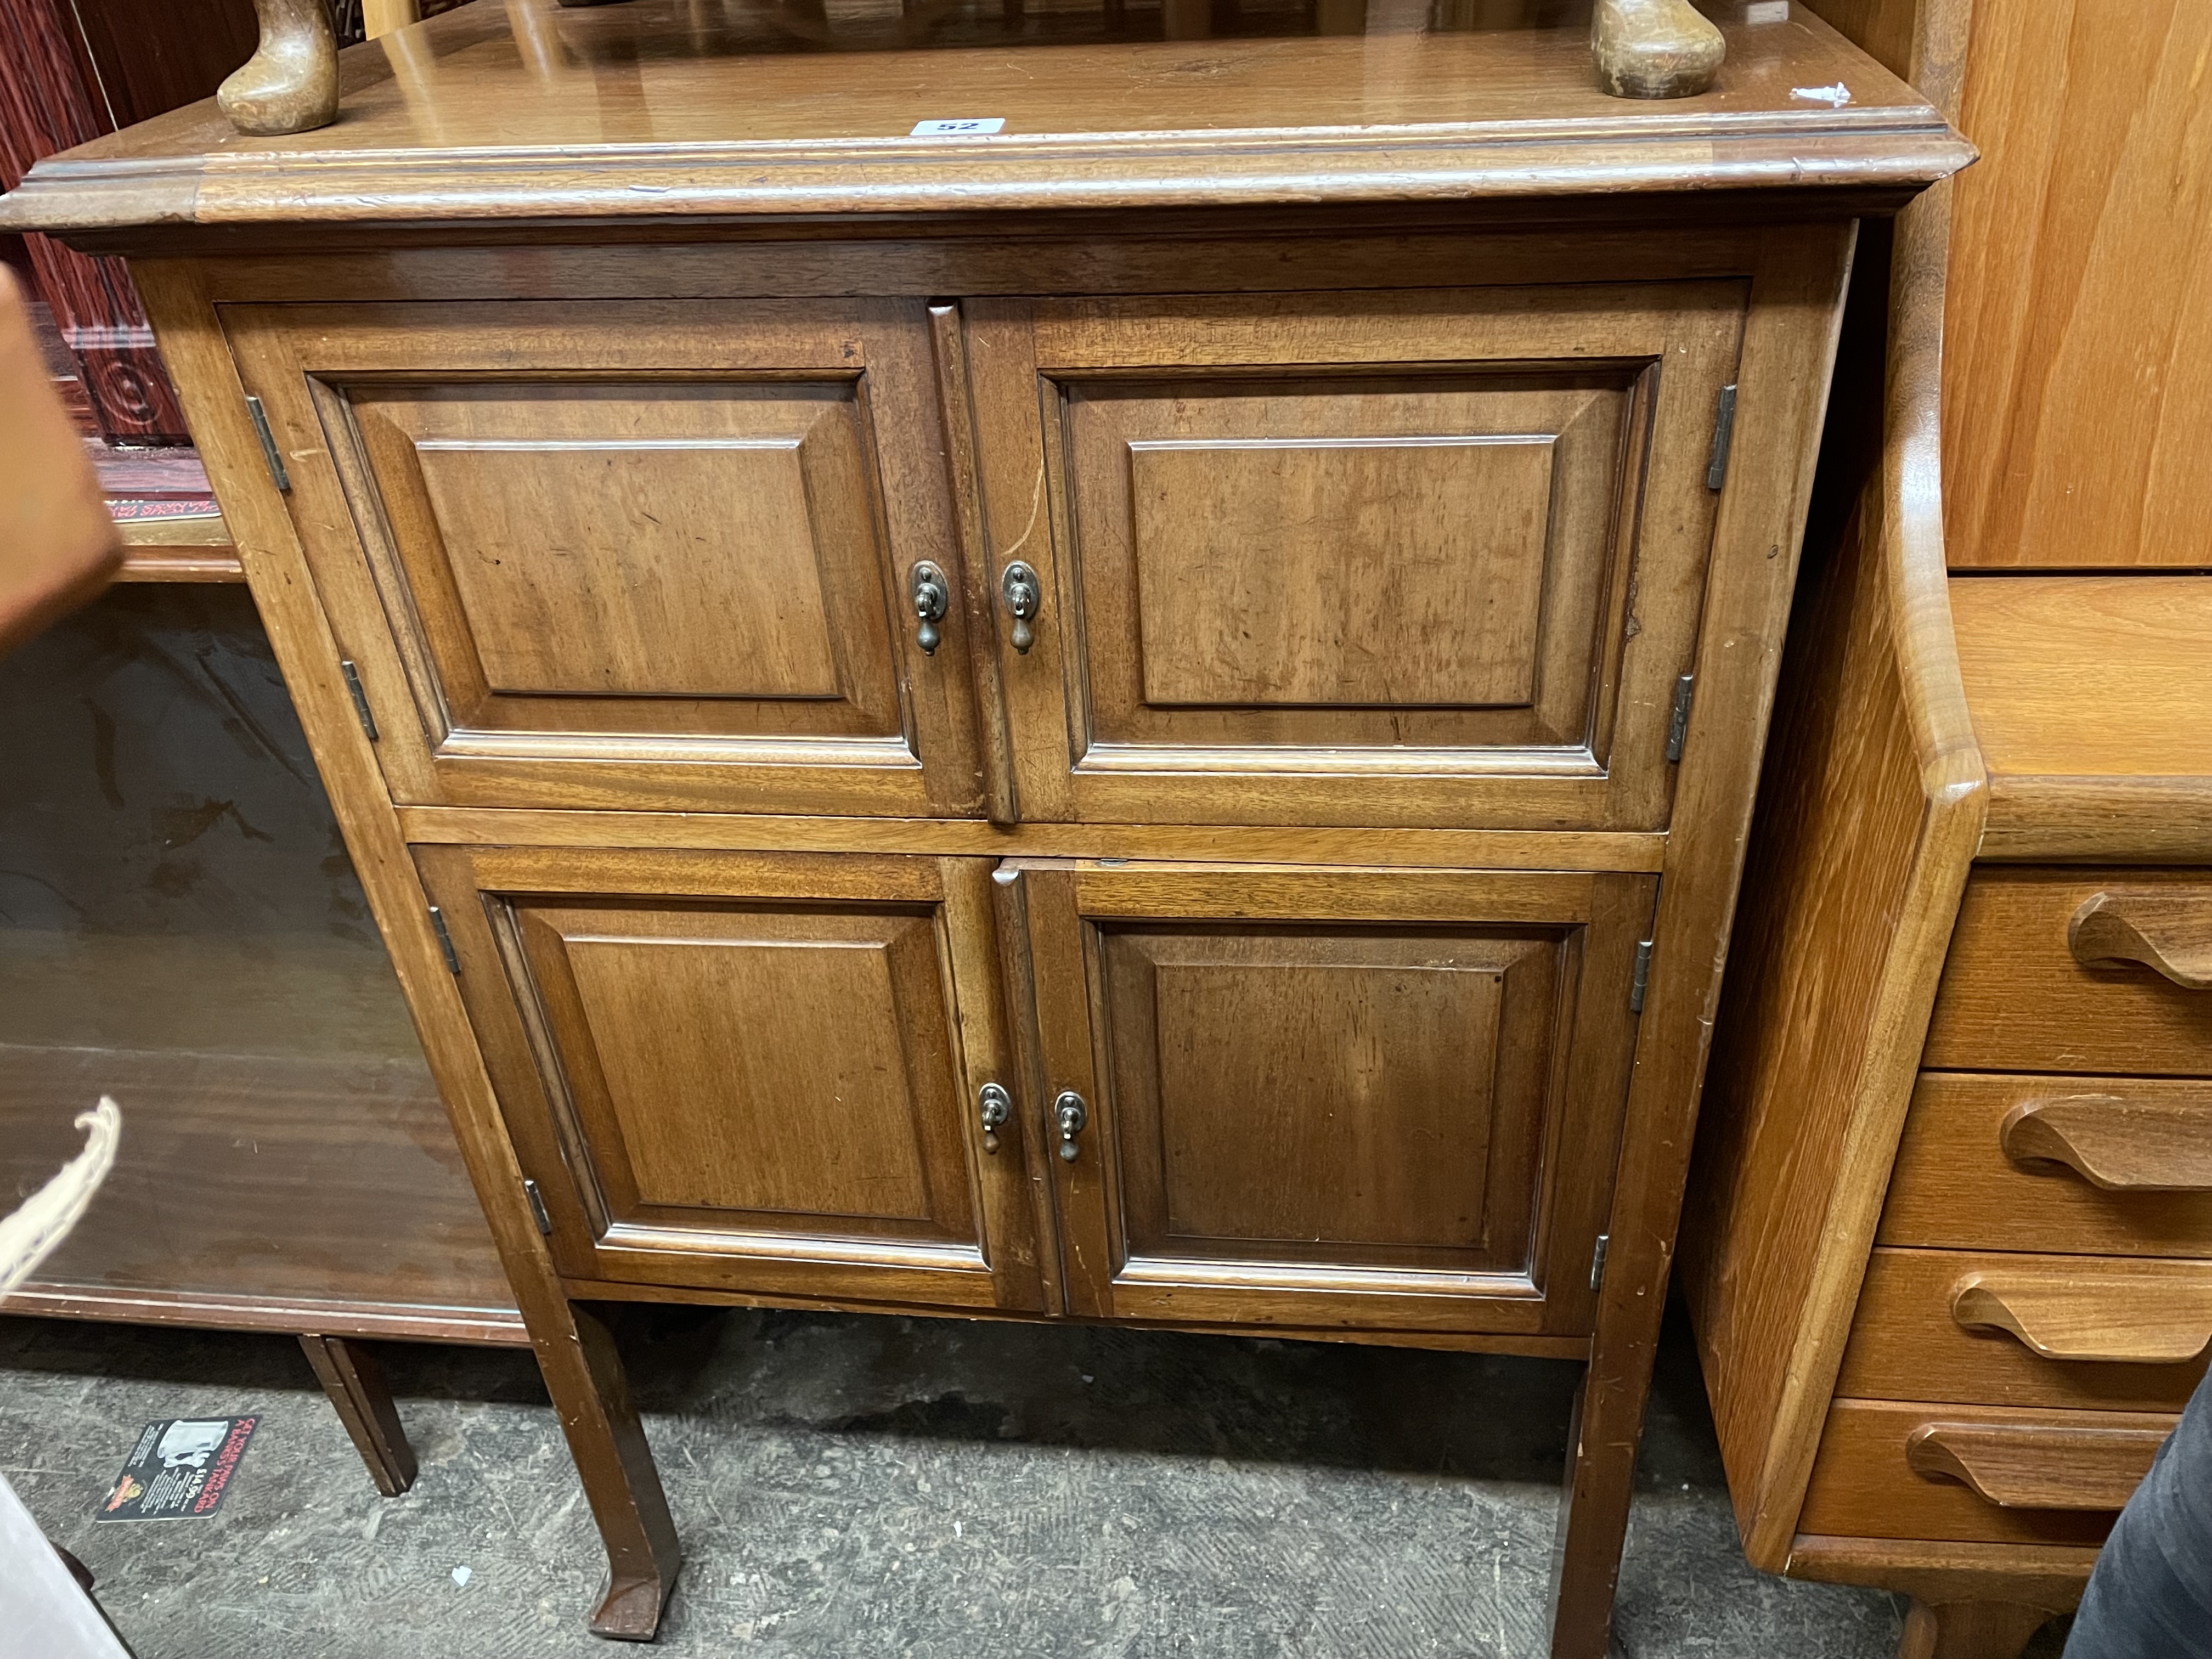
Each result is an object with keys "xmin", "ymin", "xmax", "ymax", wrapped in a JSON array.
[{"xmin": 0, "ymin": 265, "xmax": 122, "ymax": 657}]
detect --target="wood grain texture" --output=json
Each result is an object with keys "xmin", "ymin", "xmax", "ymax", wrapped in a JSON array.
[
  {"xmin": 1788, "ymin": 1533, "xmax": 2097, "ymax": 1603},
  {"xmin": 217, "ymin": 0, "xmax": 339, "ymax": 137},
  {"xmin": 132, "ymin": 257, "xmax": 683, "ymax": 1634},
  {"xmin": 1681, "ymin": 173, "xmax": 1985, "ymax": 1572},
  {"xmin": 1, "ymin": 0, "xmax": 1964, "ymax": 239},
  {"xmin": 298, "ymin": 1333, "xmax": 417, "ymax": 1496},
  {"xmin": 420, "ymin": 845, "xmax": 1047, "ymax": 1314},
  {"xmin": 1800, "ymin": 1401, "xmax": 2165, "ymax": 1545},
  {"xmin": 1840, "ymin": 1249, "xmax": 2212, "ymax": 1410},
  {"xmin": 1925, "ymin": 869, "xmax": 2212, "ymax": 1075},
  {"xmin": 1789, "ymin": 1534, "xmax": 2090, "ymax": 1659},
  {"xmin": 2069, "ymin": 889, "xmax": 2212, "ymax": 989},
  {"xmin": 54, "ymin": 7, "xmax": 1933, "ymax": 1643},
  {"xmin": 0, "ymin": 1043, "xmax": 519, "ymax": 1336},
  {"xmin": 1905, "ymin": 1420, "xmax": 2168, "ymax": 1513},
  {"xmin": 1882, "ymin": 1075, "xmax": 2212, "ymax": 1257},
  {"xmin": 1953, "ymin": 1268, "xmax": 2212, "ymax": 1368},
  {"xmin": 114, "ymin": 512, "xmax": 244, "ymax": 582},
  {"xmin": 964, "ymin": 281, "xmax": 1742, "ymax": 831},
  {"xmin": 1898, "ymin": 1599, "xmax": 2060, "ymax": 1659},
  {"xmin": 1590, "ymin": 0, "xmax": 1726, "ymax": 100},
  {"xmin": 394, "ymin": 807, "xmax": 1669, "ymax": 871},
  {"xmin": 1012, "ymin": 861, "xmax": 1647, "ymax": 1336},
  {"xmin": 2001, "ymin": 1091, "xmax": 2212, "ymax": 1194},
  {"xmin": 1549, "ymin": 219, "xmax": 1857, "ymax": 1656},
  {"xmin": 225, "ymin": 298, "xmax": 985, "ymax": 820},
  {"xmin": 1952, "ymin": 575, "xmax": 2212, "ymax": 862},
  {"xmin": 1942, "ymin": 0, "xmax": 2212, "ymax": 569}
]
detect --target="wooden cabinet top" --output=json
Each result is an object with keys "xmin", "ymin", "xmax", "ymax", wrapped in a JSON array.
[{"xmin": 2, "ymin": 0, "xmax": 1967, "ymax": 240}]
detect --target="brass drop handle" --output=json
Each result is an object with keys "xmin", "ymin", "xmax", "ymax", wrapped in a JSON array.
[
  {"xmin": 1001, "ymin": 561, "xmax": 1041, "ymax": 654},
  {"xmin": 910, "ymin": 561, "xmax": 949, "ymax": 655},
  {"xmin": 978, "ymin": 1082, "xmax": 1012, "ymax": 1155},
  {"xmin": 1053, "ymin": 1090, "xmax": 1088, "ymax": 1163},
  {"xmin": 2069, "ymin": 890, "xmax": 2212, "ymax": 989}
]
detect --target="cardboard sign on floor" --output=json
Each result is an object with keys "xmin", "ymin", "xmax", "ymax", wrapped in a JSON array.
[{"xmin": 97, "ymin": 1418, "xmax": 258, "ymax": 1522}]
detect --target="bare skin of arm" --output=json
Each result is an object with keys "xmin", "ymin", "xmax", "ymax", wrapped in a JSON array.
[{"xmin": 0, "ymin": 266, "xmax": 122, "ymax": 658}]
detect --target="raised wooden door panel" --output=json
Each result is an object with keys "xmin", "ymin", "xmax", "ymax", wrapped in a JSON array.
[
  {"xmin": 415, "ymin": 847, "xmax": 1045, "ymax": 1311},
  {"xmin": 225, "ymin": 301, "xmax": 985, "ymax": 817},
  {"xmin": 961, "ymin": 284, "xmax": 1745, "ymax": 830},
  {"xmin": 1011, "ymin": 862, "xmax": 1651, "ymax": 1333}
]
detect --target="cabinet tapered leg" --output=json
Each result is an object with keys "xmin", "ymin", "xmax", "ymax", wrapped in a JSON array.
[
  {"xmin": 1899, "ymin": 1601, "xmax": 2054, "ymax": 1659},
  {"xmin": 1547, "ymin": 1353, "xmax": 1649, "ymax": 1659},
  {"xmin": 298, "ymin": 1333, "xmax": 417, "ymax": 1497},
  {"xmin": 539, "ymin": 1301, "xmax": 682, "ymax": 1641}
]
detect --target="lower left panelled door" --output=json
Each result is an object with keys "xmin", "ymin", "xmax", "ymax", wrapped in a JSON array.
[{"xmin": 414, "ymin": 847, "xmax": 1047, "ymax": 1312}]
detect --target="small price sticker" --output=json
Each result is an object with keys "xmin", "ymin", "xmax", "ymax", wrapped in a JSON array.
[{"xmin": 911, "ymin": 117, "xmax": 1007, "ymax": 136}]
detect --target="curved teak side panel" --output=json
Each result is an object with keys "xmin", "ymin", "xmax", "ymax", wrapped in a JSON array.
[{"xmin": 1680, "ymin": 0, "xmax": 1984, "ymax": 1572}]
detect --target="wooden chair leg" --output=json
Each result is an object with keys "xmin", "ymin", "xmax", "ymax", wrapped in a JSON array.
[
  {"xmin": 299, "ymin": 1333, "xmax": 418, "ymax": 1497},
  {"xmin": 541, "ymin": 1301, "xmax": 682, "ymax": 1641},
  {"xmin": 1899, "ymin": 1600, "xmax": 2056, "ymax": 1659}
]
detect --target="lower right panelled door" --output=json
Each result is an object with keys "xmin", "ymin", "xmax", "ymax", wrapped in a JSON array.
[{"xmin": 1005, "ymin": 860, "xmax": 1653, "ymax": 1337}]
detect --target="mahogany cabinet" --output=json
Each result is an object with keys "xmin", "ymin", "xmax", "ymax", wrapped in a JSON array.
[{"xmin": 0, "ymin": 1, "xmax": 1967, "ymax": 1651}]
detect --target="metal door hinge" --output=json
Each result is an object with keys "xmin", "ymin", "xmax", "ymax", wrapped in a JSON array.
[
  {"xmin": 1666, "ymin": 673, "xmax": 1695, "ymax": 763},
  {"xmin": 523, "ymin": 1178, "xmax": 553, "ymax": 1236},
  {"xmin": 340, "ymin": 659, "xmax": 378, "ymax": 741},
  {"xmin": 1706, "ymin": 382, "xmax": 1739, "ymax": 492},
  {"xmin": 1590, "ymin": 1233, "xmax": 1611, "ymax": 1293},
  {"xmin": 1630, "ymin": 938, "xmax": 1654, "ymax": 1014},
  {"xmin": 245, "ymin": 394, "xmax": 291, "ymax": 493},
  {"xmin": 428, "ymin": 905, "xmax": 460, "ymax": 974}
]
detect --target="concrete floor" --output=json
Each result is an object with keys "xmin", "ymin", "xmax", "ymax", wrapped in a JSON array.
[{"xmin": 0, "ymin": 1305, "xmax": 2070, "ymax": 1659}]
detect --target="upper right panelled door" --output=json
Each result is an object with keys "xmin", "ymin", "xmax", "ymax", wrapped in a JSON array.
[{"xmin": 961, "ymin": 284, "xmax": 1746, "ymax": 830}]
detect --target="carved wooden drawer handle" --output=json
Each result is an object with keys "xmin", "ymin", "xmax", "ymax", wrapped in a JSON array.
[
  {"xmin": 2002, "ymin": 1093, "xmax": 2212, "ymax": 1190},
  {"xmin": 1951, "ymin": 1270, "xmax": 2212, "ymax": 1364},
  {"xmin": 1906, "ymin": 1421, "xmax": 2169, "ymax": 1510},
  {"xmin": 2069, "ymin": 890, "xmax": 2212, "ymax": 989}
]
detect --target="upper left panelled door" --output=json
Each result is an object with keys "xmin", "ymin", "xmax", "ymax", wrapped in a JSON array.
[{"xmin": 224, "ymin": 301, "xmax": 985, "ymax": 817}]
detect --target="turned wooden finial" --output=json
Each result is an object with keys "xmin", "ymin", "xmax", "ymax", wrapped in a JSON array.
[
  {"xmin": 1592, "ymin": 0, "xmax": 1726, "ymax": 99},
  {"xmin": 218, "ymin": 0, "xmax": 341, "ymax": 136}
]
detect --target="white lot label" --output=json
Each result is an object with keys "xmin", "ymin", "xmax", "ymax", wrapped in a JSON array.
[
  {"xmin": 911, "ymin": 117, "xmax": 1007, "ymax": 136},
  {"xmin": 1745, "ymin": 2, "xmax": 1790, "ymax": 22}
]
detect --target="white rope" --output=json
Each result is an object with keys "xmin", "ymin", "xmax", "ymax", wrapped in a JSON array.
[{"xmin": 0, "ymin": 1098, "xmax": 121, "ymax": 1297}]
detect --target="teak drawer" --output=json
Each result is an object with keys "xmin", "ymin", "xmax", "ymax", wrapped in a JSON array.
[
  {"xmin": 1837, "ymin": 1248, "xmax": 2211, "ymax": 1412},
  {"xmin": 1923, "ymin": 870, "xmax": 2212, "ymax": 1075},
  {"xmin": 1799, "ymin": 1401, "xmax": 2172, "ymax": 1547},
  {"xmin": 419, "ymin": 848, "xmax": 1647, "ymax": 1337},
  {"xmin": 1881, "ymin": 1073, "xmax": 2212, "ymax": 1256}
]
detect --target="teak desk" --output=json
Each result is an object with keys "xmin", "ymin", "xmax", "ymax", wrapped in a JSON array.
[
  {"xmin": 1685, "ymin": 0, "xmax": 2212, "ymax": 1652},
  {"xmin": 1, "ymin": 2, "xmax": 1966, "ymax": 1649}
]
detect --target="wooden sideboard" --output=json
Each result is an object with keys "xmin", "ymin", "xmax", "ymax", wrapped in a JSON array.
[
  {"xmin": 1, "ymin": 2, "xmax": 1966, "ymax": 1650},
  {"xmin": 1684, "ymin": 0, "xmax": 2212, "ymax": 1654}
]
